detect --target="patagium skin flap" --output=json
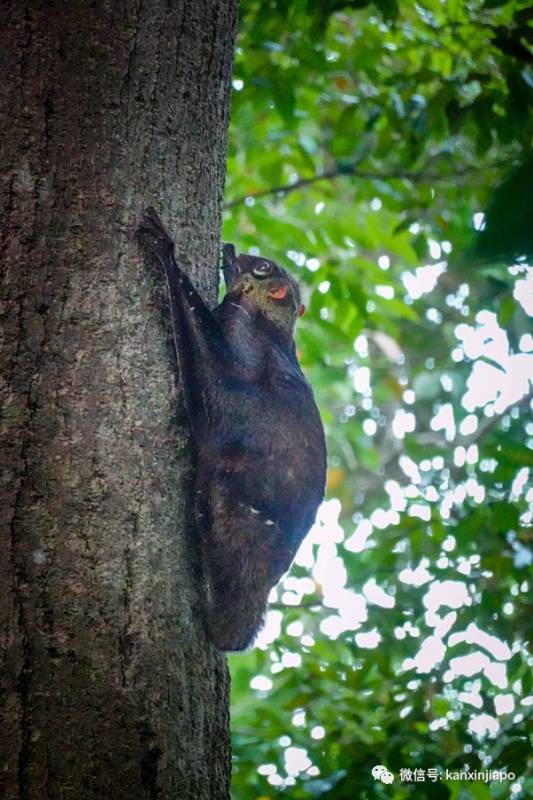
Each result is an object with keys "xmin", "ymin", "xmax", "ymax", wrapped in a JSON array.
[{"xmin": 136, "ymin": 208, "xmax": 327, "ymax": 651}]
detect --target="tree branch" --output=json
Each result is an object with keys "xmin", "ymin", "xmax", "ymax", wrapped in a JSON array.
[
  {"xmin": 224, "ymin": 160, "xmax": 508, "ymax": 210},
  {"xmin": 460, "ymin": 391, "xmax": 533, "ymax": 449}
]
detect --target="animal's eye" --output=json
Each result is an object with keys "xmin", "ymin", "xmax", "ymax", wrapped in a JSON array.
[{"xmin": 252, "ymin": 262, "xmax": 274, "ymax": 278}]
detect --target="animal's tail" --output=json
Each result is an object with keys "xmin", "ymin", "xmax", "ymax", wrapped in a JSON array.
[
  {"xmin": 204, "ymin": 523, "xmax": 272, "ymax": 651},
  {"xmin": 202, "ymin": 486, "xmax": 294, "ymax": 651},
  {"xmin": 207, "ymin": 586, "xmax": 268, "ymax": 652}
]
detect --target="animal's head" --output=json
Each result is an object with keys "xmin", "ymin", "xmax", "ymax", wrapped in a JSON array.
[{"xmin": 222, "ymin": 244, "xmax": 304, "ymax": 337}]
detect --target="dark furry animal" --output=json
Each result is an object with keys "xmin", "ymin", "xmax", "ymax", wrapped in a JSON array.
[{"xmin": 136, "ymin": 208, "xmax": 327, "ymax": 651}]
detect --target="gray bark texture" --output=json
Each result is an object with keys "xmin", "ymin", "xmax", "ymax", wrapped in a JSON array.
[{"xmin": 0, "ymin": 1, "xmax": 238, "ymax": 798}]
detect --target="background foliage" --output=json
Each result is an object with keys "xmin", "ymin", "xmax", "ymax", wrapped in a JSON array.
[{"xmin": 222, "ymin": 1, "xmax": 532, "ymax": 797}]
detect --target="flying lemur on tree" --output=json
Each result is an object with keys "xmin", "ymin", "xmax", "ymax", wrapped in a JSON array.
[{"xmin": 136, "ymin": 209, "xmax": 327, "ymax": 651}]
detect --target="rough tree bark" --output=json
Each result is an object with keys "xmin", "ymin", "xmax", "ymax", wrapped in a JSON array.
[{"xmin": 0, "ymin": 1, "xmax": 238, "ymax": 798}]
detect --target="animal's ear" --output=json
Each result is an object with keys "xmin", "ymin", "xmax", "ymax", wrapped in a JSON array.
[{"xmin": 221, "ymin": 243, "xmax": 240, "ymax": 289}]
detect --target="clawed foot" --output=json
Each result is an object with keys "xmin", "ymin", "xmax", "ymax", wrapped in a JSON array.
[{"xmin": 135, "ymin": 207, "xmax": 175, "ymax": 267}]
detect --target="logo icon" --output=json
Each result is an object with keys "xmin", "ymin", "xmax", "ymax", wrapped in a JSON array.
[{"xmin": 372, "ymin": 765, "xmax": 394, "ymax": 784}]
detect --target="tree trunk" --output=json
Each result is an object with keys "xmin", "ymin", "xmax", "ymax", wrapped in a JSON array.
[{"xmin": 0, "ymin": 1, "xmax": 237, "ymax": 798}]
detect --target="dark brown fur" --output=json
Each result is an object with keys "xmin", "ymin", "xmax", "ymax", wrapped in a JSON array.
[{"xmin": 136, "ymin": 209, "xmax": 327, "ymax": 650}]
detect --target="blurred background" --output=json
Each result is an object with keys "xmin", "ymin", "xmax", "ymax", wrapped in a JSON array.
[{"xmin": 222, "ymin": 1, "xmax": 532, "ymax": 797}]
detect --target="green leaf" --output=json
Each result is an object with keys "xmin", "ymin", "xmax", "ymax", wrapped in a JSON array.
[{"xmin": 473, "ymin": 157, "xmax": 533, "ymax": 262}]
